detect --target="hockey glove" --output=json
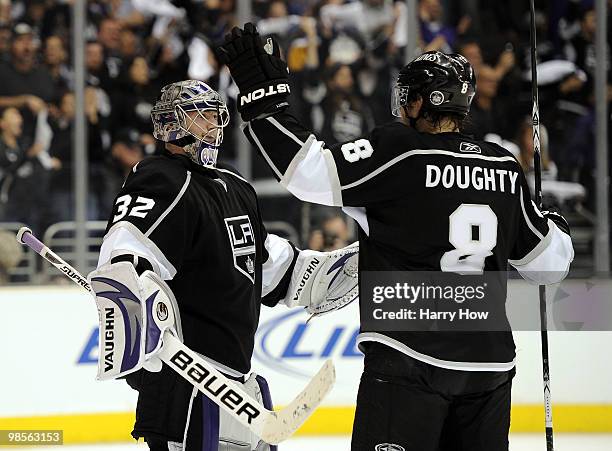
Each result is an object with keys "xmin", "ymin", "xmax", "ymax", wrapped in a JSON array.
[
  {"xmin": 285, "ymin": 242, "xmax": 359, "ymax": 317},
  {"xmin": 542, "ymin": 209, "xmax": 571, "ymax": 236},
  {"xmin": 218, "ymin": 22, "xmax": 290, "ymax": 121}
]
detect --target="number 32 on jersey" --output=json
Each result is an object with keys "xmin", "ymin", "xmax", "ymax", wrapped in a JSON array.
[
  {"xmin": 113, "ymin": 195, "xmax": 156, "ymax": 223},
  {"xmin": 440, "ymin": 204, "xmax": 498, "ymax": 274}
]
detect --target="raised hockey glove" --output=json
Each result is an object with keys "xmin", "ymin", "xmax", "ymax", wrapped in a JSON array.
[
  {"xmin": 218, "ymin": 22, "xmax": 290, "ymax": 121},
  {"xmin": 542, "ymin": 209, "xmax": 571, "ymax": 236}
]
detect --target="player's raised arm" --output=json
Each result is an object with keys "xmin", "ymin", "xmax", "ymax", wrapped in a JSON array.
[{"xmin": 218, "ymin": 23, "xmax": 406, "ymax": 208}]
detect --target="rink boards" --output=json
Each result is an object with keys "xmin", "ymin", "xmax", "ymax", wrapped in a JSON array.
[{"xmin": 0, "ymin": 283, "xmax": 611, "ymax": 443}]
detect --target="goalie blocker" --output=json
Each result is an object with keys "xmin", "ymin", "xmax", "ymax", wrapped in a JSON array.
[{"xmin": 90, "ymin": 261, "xmax": 181, "ymax": 379}]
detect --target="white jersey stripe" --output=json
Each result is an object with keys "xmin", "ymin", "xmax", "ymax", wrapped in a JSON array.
[
  {"xmin": 357, "ymin": 332, "xmax": 516, "ymax": 372},
  {"xmin": 145, "ymin": 170, "xmax": 191, "ymax": 236},
  {"xmin": 341, "ymin": 149, "xmax": 518, "ymax": 190},
  {"xmin": 267, "ymin": 116, "xmax": 306, "ymax": 146},
  {"xmin": 246, "ymin": 122, "xmax": 283, "ymax": 179},
  {"xmin": 216, "ymin": 167, "xmax": 249, "ymax": 184},
  {"xmin": 519, "ymin": 186, "xmax": 544, "ymax": 240}
]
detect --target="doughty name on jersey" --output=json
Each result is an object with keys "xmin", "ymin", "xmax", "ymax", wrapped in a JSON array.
[{"xmin": 425, "ymin": 164, "xmax": 519, "ymax": 193}]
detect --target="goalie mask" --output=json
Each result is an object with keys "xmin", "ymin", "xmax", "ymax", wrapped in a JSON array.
[
  {"xmin": 391, "ymin": 51, "xmax": 476, "ymax": 119},
  {"xmin": 151, "ymin": 80, "xmax": 230, "ymax": 167}
]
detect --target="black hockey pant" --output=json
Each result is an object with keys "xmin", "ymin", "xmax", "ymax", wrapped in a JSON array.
[{"xmin": 351, "ymin": 342, "xmax": 514, "ymax": 451}]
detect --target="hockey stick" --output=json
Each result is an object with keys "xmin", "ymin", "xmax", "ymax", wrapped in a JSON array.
[
  {"xmin": 16, "ymin": 226, "xmax": 335, "ymax": 445},
  {"xmin": 529, "ymin": 2, "xmax": 554, "ymax": 450}
]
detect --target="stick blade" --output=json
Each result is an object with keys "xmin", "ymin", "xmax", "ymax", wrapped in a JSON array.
[{"xmin": 260, "ymin": 359, "xmax": 336, "ymax": 444}]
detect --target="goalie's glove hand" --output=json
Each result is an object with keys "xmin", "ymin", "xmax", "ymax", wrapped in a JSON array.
[
  {"xmin": 218, "ymin": 22, "xmax": 290, "ymax": 121},
  {"xmin": 286, "ymin": 242, "xmax": 359, "ymax": 318},
  {"xmin": 542, "ymin": 209, "xmax": 570, "ymax": 236}
]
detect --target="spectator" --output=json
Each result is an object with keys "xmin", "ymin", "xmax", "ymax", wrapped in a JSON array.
[
  {"xmin": 86, "ymin": 40, "xmax": 114, "ymax": 92},
  {"xmin": 48, "ymin": 90, "xmax": 108, "ymax": 222},
  {"xmin": 111, "ymin": 57, "xmax": 157, "ymax": 136},
  {"xmin": 108, "ymin": 0, "xmax": 147, "ymax": 30},
  {"xmin": 44, "ymin": 35, "xmax": 71, "ymax": 94},
  {"xmin": 419, "ymin": 0, "xmax": 456, "ymax": 52},
  {"xmin": 308, "ymin": 213, "xmax": 350, "ymax": 251},
  {"xmin": 188, "ymin": 0, "xmax": 236, "ymax": 47},
  {"xmin": 564, "ymin": 7, "xmax": 611, "ymax": 101},
  {"xmin": 151, "ymin": 39, "xmax": 189, "ymax": 89},
  {"xmin": 311, "ymin": 63, "xmax": 374, "ymax": 144},
  {"xmin": 0, "ymin": 107, "xmax": 52, "ymax": 234},
  {"xmin": 457, "ymin": 39, "xmax": 516, "ymax": 81},
  {"xmin": 0, "ymin": 23, "xmax": 56, "ymax": 145},
  {"xmin": 465, "ymin": 65, "xmax": 512, "ymax": 140},
  {"xmin": 319, "ymin": 0, "xmax": 397, "ymax": 45},
  {"xmin": 457, "ymin": 39, "xmax": 484, "ymax": 73},
  {"xmin": 97, "ymin": 18, "xmax": 123, "ymax": 80},
  {"xmin": 110, "ymin": 127, "xmax": 144, "ymax": 188},
  {"xmin": 257, "ymin": 0, "xmax": 302, "ymax": 51},
  {"xmin": 118, "ymin": 27, "xmax": 140, "ymax": 60}
]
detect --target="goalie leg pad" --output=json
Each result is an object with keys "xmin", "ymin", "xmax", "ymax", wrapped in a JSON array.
[
  {"xmin": 88, "ymin": 262, "xmax": 182, "ymax": 380},
  {"xmin": 183, "ymin": 373, "xmax": 276, "ymax": 450},
  {"xmin": 217, "ymin": 373, "xmax": 276, "ymax": 450}
]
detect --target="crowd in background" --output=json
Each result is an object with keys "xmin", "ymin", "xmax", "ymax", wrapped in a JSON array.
[{"xmin": 0, "ymin": 0, "xmax": 609, "ymax": 274}]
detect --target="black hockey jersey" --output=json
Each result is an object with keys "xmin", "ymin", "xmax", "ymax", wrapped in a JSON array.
[
  {"xmin": 97, "ymin": 151, "xmax": 296, "ymax": 440},
  {"xmin": 245, "ymin": 113, "xmax": 574, "ymax": 371}
]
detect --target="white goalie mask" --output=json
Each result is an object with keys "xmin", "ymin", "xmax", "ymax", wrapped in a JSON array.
[{"xmin": 151, "ymin": 80, "xmax": 230, "ymax": 167}]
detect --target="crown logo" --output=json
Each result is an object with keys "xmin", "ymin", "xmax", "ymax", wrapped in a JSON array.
[{"xmin": 246, "ymin": 256, "xmax": 255, "ymax": 274}]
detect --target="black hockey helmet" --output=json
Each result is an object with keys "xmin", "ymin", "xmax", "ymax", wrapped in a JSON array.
[{"xmin": 391, "ymin": 51, "xmax": 476, "ymax": 118}]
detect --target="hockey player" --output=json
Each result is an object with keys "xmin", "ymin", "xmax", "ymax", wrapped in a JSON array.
[
  {"xmin": 219, "ymin": 24, "xmax": 574, "ymax": 450},
  {"xmin": 88, "ymin": 80, "xmax": 359, "ymax": 451}
]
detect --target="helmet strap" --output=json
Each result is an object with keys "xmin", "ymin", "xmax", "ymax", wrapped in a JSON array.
[{"xmin": 170, "ymin": 135, "xmax": 196, "ymax": 148}]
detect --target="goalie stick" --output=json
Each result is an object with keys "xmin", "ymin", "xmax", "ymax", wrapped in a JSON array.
[
  {"xmin": 529, "ymin": 1, "xmax": 554, "ymax": 450},
  {"xmin": 16, "ymin": 226, "xmax": 335, "ymax": 445}
]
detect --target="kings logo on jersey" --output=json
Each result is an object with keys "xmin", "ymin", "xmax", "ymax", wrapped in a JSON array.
[{"xmin": 224, "ymin": 215, "xmax": 256, "ymax": 283}]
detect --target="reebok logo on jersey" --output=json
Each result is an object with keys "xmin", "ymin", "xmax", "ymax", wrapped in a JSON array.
[
  {"xmin": 225, "ymin": 215, "xmax": 256, "ymax": 283},
  {"xmin": 460, "ymin": 142, "xmax": 481, "ymax": 153}
]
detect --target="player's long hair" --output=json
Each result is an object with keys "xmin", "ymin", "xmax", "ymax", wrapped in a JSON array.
[{"xmin": 421, "ymin": 109, "xmax": 469, "ymax": 134}]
